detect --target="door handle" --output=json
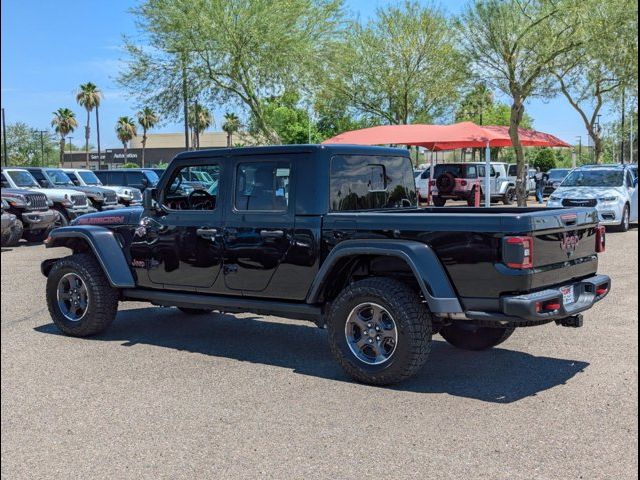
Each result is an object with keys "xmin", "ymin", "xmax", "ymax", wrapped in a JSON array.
[
  {"xmin": 196, "ymin": 228, "xmax": 219, "ymax": 239},
  {"xmin": 260, "ymin": 230, "xmax": 285, "ymax": 238}
]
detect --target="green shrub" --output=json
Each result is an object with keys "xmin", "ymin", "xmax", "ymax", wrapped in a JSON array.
[
  {"xmin": 533, "ymin": 148, "xmax": 556, "ymax": 172},
  {"xmin": 121, "ymin": 162, "xmax": 139, "ymax": 168}
]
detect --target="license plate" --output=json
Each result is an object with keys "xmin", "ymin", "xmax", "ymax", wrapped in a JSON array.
[{"xmin": 561, "ymin": 286, "xmax": 575, "ymax": 305}]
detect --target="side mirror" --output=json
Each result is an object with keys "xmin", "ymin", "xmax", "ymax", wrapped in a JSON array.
[{"xmin": 143, "ymin": 188, "xmax": 158, "ymax": 211}]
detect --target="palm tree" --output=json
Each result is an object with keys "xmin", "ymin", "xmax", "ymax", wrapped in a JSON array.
[
  {"xmin": 115, "ymin": 117, "xmax": 137, "ymax": 162},
  {"xmin": 188, "ymin": 104, "xmax": 213, "ymax": 150},
  {"xmin": 51, "ymin": 108, "xmax": 78, "ymax": 167},
  {"xmin": 222, "ymin": 112, "xmax": 241, "ymax": 148},
  {"xmin": 137, "ymin": 107, "xmax": 159, "ymax": 167},
  {"xmin": 76, "ymin": 82, "xmax": 102, "ymax": 168}
]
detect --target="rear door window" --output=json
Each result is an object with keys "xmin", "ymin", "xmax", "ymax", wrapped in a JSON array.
[
  {"xmin": 109, "ymin": 172, "xmax": 125, "ymax": 184},
  {"xmin": 235, "ymin": 162, "xmax": 290, "ymax": 211}
]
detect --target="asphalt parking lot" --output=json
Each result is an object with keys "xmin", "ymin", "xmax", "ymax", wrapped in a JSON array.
[{"xmin": 1, "ymin": 229, "xmax": 638, "ymax": 479}]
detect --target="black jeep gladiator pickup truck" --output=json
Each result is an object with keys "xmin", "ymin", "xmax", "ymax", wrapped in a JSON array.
[{"xmin": 41, "ymin": 145, "xmax": 610, "ymax": 385}]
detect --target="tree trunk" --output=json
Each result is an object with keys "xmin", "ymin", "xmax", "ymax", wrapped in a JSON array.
[
  {"xmin": 141, "ymin": 130, "xmax": 147, "ymax": 168},
  {"xmin": 123, "ymin": 143, "xmax": 127, "ymax": 163},
  {"xmin": 226, "ymin": 132, "xmax": 231, "ymax": 148},
  {"xmin": 85, "ymin": 110, "xmax": 91, "ymax": 168},
  {"xmin": 593, "ymin": 134, "xmax": 604, "ymax": 164},
  {"xmin": 509, "ymin": 98, "xmax": 527, "ymax": 207},
  {"xmin": 59, "ymin": 138, "xmax": 65, "ymax": 167}
]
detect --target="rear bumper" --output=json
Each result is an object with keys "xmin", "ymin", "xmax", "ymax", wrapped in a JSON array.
[{"xmin": 464, "ymin": 274, "xmax": 611, "ymax": 326}]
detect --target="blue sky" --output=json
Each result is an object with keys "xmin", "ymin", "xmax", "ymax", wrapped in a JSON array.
[{"xmin": 1, "ymin": 0, "xmax": 609, "ymax": 148}]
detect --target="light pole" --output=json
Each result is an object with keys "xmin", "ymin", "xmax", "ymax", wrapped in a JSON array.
[
  {"xmin": 95, "ymin": 105, "xmax": 101, "ymax": 169},
  {"xmin": 67, "ymin": 136, "xmax": 73, "ymax": 167},
  {"xmin": 576, "ymin": 136, "xmax": 582, "ymax": 165},
  {"xmin": 1, "ymin": 108, "xmax": 7, "ymax": 167},
  {"xmin": 38, "ymin": 130, "xmax": 48, "ymax": 166}
]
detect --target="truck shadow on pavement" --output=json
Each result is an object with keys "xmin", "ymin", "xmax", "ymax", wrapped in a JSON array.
[{"xmin": 35, "ymin": 307, "xmax": 589, "ymax": 404}]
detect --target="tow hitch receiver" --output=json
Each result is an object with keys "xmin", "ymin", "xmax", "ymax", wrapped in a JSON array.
[{"xmin": 556, "ymin": 314, "xmax": 584, "ymax": 328}]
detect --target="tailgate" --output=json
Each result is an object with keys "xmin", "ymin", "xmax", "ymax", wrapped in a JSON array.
[{"xmin": 528, "ymin": 208, "xmax": 599, "ymax": 289}]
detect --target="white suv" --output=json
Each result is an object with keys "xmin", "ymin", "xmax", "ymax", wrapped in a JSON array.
[
  {"xmin": 547, "ymin": 165, "xmax": 638, "ymax": 232},
  {"xmin": 63, "ymin": 169, "xmax": 142, "ymax": 207}
]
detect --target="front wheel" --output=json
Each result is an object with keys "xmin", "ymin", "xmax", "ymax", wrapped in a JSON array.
[
  {"xmin": 46, "ymin": 253, "xmax": 118, "ymax": 337},
  {"xmin": 1, "ymin": 219, "xmax": 23, "ymax": 246},
  {"xmin": 502, "ymin": 188, "xmax": 516, "ymax": 205},
  {"xmin": 432, "ymin": 197, "xmax": 446, "ymax": 207},
  {"xmin": 23, "ymin": 227, "xmax": 51, "ymax": 243},
  {"xmin": 327, "ymin": 277, "xmax": 432, "ymax": 385},
  {"xmin": 439, "ymin": 323, "xmax": 515, "ymax": 351},
  {"xmin": 612, "ymin": 204, "xmax": 630, "ymax": 232}
]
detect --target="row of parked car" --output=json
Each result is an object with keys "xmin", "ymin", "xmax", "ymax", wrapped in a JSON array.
[
  {"xmin": 0, "ymin": 167, "xmax": 155, "ymax": 246},
  {"xmin": 414, "ymin": 161, "xmax": 638, "ymax": 231},
  {"xmin": 0, "ymin": 165, "xmax": 224, "ymax": 246}
]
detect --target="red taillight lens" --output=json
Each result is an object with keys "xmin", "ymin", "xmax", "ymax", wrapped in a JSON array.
[
  {"xmin": 595, "ymin": 225, "xmax": 606, "ymax": 253},
  {"xmin": 595, "ymin": 283, "xmax": 609, "ymax": 296},
  {"xmin": 504, "ymin": 236, "xmax": 534, "ymax": 269},
  {"xmin": 536, "ymin": 299, "xmax": 561, "ymax": 313},
  {"xmin": 430, "ymin": 180, "xmax": 436, "ymax": 186},
  {"xmin": 460, "ymin": 180, "xmax": 468, "ymax": 187}
]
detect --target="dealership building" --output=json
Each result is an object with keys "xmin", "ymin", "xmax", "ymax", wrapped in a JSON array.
[{"xmin": 62, "ymin": 131, "xmax": 242, "ymax": 169}]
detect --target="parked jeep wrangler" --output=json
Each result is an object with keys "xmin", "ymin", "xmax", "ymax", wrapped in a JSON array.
[
  {"xmin": 0, "ymin": 187, "xmax": 59, "ymax": 243},
  {"xmin": 431, "ymin": 162, "xmax": 516, "ymax": 206},
  {"xmin": 1, "ymin": 198, "xmax": 22, "ymax": 246},
  {"xmin": 2, "ymin": 168, "xmax": 92, "ymax": 227},
  {"xmin": 42, "ymin": 145, "xmax": 610, "ymax": 385}
]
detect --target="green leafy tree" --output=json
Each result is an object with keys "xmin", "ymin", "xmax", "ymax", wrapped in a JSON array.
[
  {"xmin": 51, "ymin": 108, "xmax": 78, "ymax": 167},
  {"xmin": 553, "ymin": 0, "xmax": 637, "ymax": 164},
  {"xmin": 119, "ymin": 0, "xmax": 343, "ymax": 144},
  {"xmin": 321, "ymin": 1, "xmax": 466, "ymax": 125},
  {"xmin": 458, "ymin": 0, "xmax": 583, "ymax": 205},
  {"xmin": 250, "ymin": 92, "xmax": 321, "ymax": 145},
  {"xmin": 2, "ymin": 123, "xmax": 58, "ymax": 166},
  {"xmin": 76, "ymin": 82, "xmax": 102, "ymax": 168},
  {"xmin": 455, "ymin": 84, "xmax": 533, "ymax": 128},
  {"xmin": 188, "ymin": 104, "xmax": 213, "ymax": 149},
  {"xmin": 222, "ymin": 113, "xmax": 241, "ymax": 148},
  {"xmin": 137, "ymin": 107, "xmax": 159, "ymax": 167},
  {"xmin": 115, "ymin": 116, "xmax": 137, "ymax": 162}
]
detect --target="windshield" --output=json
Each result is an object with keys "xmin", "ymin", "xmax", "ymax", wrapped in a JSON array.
[
  {"xmin": 78, "ymin": 171, "xmax": 102, "ymax": 185},
  {"xmin": 8, "ymin": 170, "xmax": 39, "ymax": 188},
  {"xmin": 45, "ymin": 169, "xmax": 74, "ymax": 186},
  {"xmin": 548, "ymin": 169, "xmax": 570, "ymax": 180},
  {"xmin": 561, "ymin": 169, "xmax": 624, "ymax": 188}
]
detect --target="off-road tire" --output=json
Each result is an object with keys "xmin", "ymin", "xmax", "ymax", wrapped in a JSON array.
[
  {"xmin": 53, "ymin": 209, "xmax": 69, "ymax": 228},
  {"xmin": 612, "ymin": 204, "xmax": 630, "ymax": 232},
  {"xmin": 46, "ymin": 253, "xmax": 118, "ymax": 337},
  {"xmin": 502, "ymin": 188, "xmax": 516, "ymax": 205},
  {"xmin": 432, "ymin": 196, "xmax": 447, "ymax": 207},
  {"xmin": 2, "ymin": 219, "xmax": 23, "ymax": 246},
  {"xmin": 178, "ymin": 307, "xmax": 214, "ymax": 315},
  {"xmin": 327, "ymin": 277, "xmax": 432, "ymax": 385},
  {"xmin": 22, "ymin": 227, "xmax": 51, "ymax": 243},
  {"xmin": 440, "ymin": 323, "xmax": 515, "ymax": 351}
]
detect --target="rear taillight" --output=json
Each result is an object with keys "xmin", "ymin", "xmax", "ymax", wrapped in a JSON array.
[
  {"xmin": 460, "ymin": 180, "xmax": 468, "ymax": 187},
  {"xmin": 429, "ymin": 180, "xmax": 436, "ymax": 186},
  {"xmin": 595, "ymin": 225, "xmax": 606, "ymax": 253},
  {"xmin": 536, "ymin": 299, "xmax": 561, "ymax": 313},
  {"xmin": 503, "ymin": 236, "xmax": 534, "ymax": 269},
  {"xmin": 595, "ymin": 282, "xmax": 609, "ymax": 296}
]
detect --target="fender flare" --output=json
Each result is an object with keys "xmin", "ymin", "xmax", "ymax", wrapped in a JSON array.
[
  {"xmin": 42, "ymin": 226, "xmax": 136, "ymax": 288},
  {"xmin": 306, "ymin": 240, "xmax": 463, "ymax": 314}
]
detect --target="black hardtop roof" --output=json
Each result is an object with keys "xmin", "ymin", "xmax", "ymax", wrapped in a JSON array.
[
  {"xmin": 94, "ymin": 168, "xmax": 158, "ymax": 173},
  {"xmin": 173, "ymin": 144, "xmax": 409, "ymax": 160}
]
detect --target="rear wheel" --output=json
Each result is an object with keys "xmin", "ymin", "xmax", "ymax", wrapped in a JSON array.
[
  {"xmin": 46, "ymin": 253, "xmax": 118, "ymax": 337},
  {"xmin": 327, "ymin": 277, "xmax": 432, "ymax": 385},
  {"xmin": 440, "ymin": 323, "xmax": 515, "ymax": 351},
  {"xmin": 432, "ymin": 197, "xmax": 446, "ymax": 207},
  {"xmin": 178, "ymin": 307, "xmax": 214, "ymax": 315}
]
